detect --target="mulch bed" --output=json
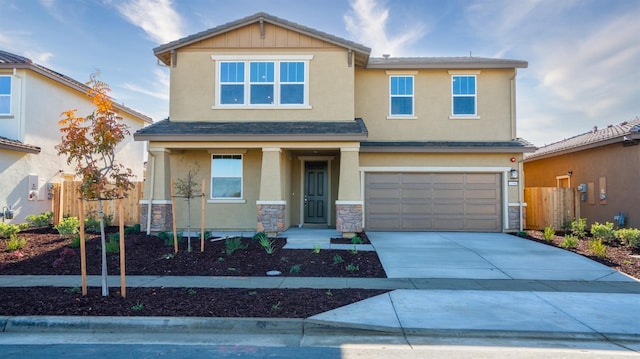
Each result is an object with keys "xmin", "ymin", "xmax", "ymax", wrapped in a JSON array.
[{"xmin": 0, "ymin": 227, "xmax": 387, "ymax": 318}]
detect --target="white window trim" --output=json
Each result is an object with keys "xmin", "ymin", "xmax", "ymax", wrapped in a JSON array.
[
  {"xmin": 449, "ymin": 72, "xmax": 480, "ymax": 119},
  {"xmin": 388, "ymin": 74, "xmax": 415, "ymax": 118},
  {"xmin": 212, "ymin": 55, "xmax": 312, "ymax": 109},
  {"xmin": 0, "ymin": 75, "xmax": 11, "ymax": 116},
  {"xmin": 211, "ymin": 154, "xmax": 244, "ymax": 200}
]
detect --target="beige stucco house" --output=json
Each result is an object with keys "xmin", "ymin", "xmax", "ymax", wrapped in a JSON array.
[
  {"xmin": 524, "ymin": 118, "xmax": 640, "ymax": 229},
  {"xmin": 0, "ymin": 50, "xmax": 152, "ymax": 224},
  {"xmin": 135, "ymin": 13, "xmax": 534, "ymax": 235}
]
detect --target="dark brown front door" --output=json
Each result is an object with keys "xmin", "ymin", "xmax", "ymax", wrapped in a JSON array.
[{"xmin": 304, "ymin": 162, "xmax": 327, "ymax": 224}]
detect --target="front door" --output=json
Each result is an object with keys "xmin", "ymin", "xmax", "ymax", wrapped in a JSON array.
[{"xmin": 304, "ymin": 162, "xmax": 328, "ymax": 224}]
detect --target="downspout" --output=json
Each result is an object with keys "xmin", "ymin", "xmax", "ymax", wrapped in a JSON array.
[
  {"xmin": 146, "ymin": 152, "xmax": 156, "ymax": 235},
  {"xmin": 519, "ymin": 159, "xmax": 524, "ymax": 232}
]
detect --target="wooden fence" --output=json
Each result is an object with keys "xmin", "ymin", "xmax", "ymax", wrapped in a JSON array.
[
  {"xmin": 524, "ymin": 187, "xmax": 579, "ymax": 230},
  {"xmin": 52, "ymin": 181, "xmax": 143, "ymax": 226}
]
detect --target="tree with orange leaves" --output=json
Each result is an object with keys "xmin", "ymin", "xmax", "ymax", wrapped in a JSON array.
[{"xmin": 57, "ymin": 73, "xmax": 133, "ymax": 296}]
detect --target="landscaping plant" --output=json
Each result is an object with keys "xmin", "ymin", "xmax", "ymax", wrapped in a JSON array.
[
  {"xmin": 174, "ymin": 167, "xmax": 200, "ymax": 252},
  {"xmin": 560, "ymin": 235, "xmax": 579, "ymax": 249},
  {"xmin": 590, "ymin": 222, "xmax": 615, "ymax": 244},
  {"xmin": 56, "ymin": 73, "xmax": 134, "ymax": 297},
  {"xmin": 588, "ymin": 239, "xmax": 607, "ymax": 259},
  {"xmin": 54, "ymin": 217, "xmax": 80, "ymax": 238},
  {"xmin": 25, "ymin": 212, "xmax": 53, "ymax": 228},
  {"xmin": 614, "ymin": 228, "xmax": 640, "ymax": 248},
  {"xmin": 570, "ymin": 218, "xmax": 587, "ymax": 238},
  {"xmin": 543, "ymin": 225, "xmax": 555, "ymax": 241}
]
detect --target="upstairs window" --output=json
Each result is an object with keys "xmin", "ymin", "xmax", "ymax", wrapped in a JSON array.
[
  {"xmin": 0, "ymin": 76, "xmax": 11, "ymax": 115},
  {"xmin": 211, "ymin": 154, "xmax": 243, "ymax": 199},
  {"xmin": 389, "ymin": 75, "xmax": 414, "ymax": 116},
  {"xmin": 451, "ymin": 75, "xmax": 476, "ymax": 116},
  {"xmin": 220, "ymin": 62, "xmax": 245, "ymax": 105},
  {"xmin": 249, "ymin": 62, "xmax": 274, "ymax": 104},
  {"xmin": 280, "ymin": 61, "xmax": 304, "ymax": 104}
]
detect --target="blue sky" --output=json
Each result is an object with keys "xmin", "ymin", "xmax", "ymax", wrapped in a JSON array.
[{"xmin": 1, "ymin": 0, "xmax": 638, "ymax": 147}]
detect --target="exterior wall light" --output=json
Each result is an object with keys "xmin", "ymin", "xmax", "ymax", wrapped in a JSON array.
[{"xmin": 510, "ymin": 169, "xmax": 518, "ymax": 179}]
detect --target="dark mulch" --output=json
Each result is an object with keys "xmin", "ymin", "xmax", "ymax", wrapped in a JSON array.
[
  {"xmin": 0, "ymin": 227, "xmax": 388, "ymax": 318},
  {"xmin": 522, "ymin": 230, "xmax": 640, "ymax": 279}
]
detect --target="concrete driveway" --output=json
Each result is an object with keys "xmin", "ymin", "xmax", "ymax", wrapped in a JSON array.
[{"xmin": 367, "ymin": 232, "xmax": 634, "ymax": 281}]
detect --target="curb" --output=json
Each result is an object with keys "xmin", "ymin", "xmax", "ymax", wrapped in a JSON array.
[{"xmin": 2, "ymin": 316, "xmax": 638, "ymax": 344}]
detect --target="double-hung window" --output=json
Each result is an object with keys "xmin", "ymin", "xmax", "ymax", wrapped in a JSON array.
[
  {"xmin": 451, "ymin": 75, "xmax": 477, "ymax": 116},
  {"xmin": 214, "ymin": 56, "xmax": 311, "ymax": 108},
  {"xmin": 0, "ymin": 76, "xmax": 11, "ymax": 115},
  {"xmin": 389, "ymin": 75, "xmax": 414, "ymax": 117},
  {"xmin": 211, "ymin": 155, "xmax": 243, "ymax": 199}
]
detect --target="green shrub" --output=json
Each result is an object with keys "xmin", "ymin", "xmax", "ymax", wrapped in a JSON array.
[
  {"xmin": 0, "ymin": 223, "xmax": 22, "ymax": 238},
  {"xmin": 25, "ymin": 212, "xmax": 53, "ymax": 227},
  {"xmin": 124, "ymin": 224, "xmax": 140, "ymax": 234},
  {"xmin": 590, "ymin": 222, "xmax": 615, "ymax": 243},
  {"xmin": 5, "ymin": 235, "xmax": 27, "ymax": 251},
  {"xmin": 289, "ymin": 264, "xmax": 301, "ymax": 273},
  {"xmin": 225, "ymin": 237, "xmax": 247, "ymax": 255},
  {"xmin": 332, "ymin": 254, "xmax": 344, "ymax": 264},
  {"xmin": 614, "ymin": 228, "xmax": 640, "ymax": 248},
  {"xmin": 257, "ymin": 235, "xmax": 275, "ymax": 254},
  {"xmin": 543, "ymin": 225, "xmax": 555, "ymax": 241},
  {"xmin": 345, "ymin": 263, "xmax": 359, "ymax": 272},
  {"xmin": 105, "ymin": 236, "xmax": 120, "ymax": 254},
  {"xmin": 252, "ymin": 231, "xmax": 267, "ymax": 242},
  {"xmin": 84, "ymin": 214, "xmax": 113, "ymax": 233},
  {"xmin": 68, "ymin": 234, "xmax": 83, "ymax": 248},
  {"xmin": 560, "ymin": 235, "xmax": 579, "ymax": 249},
  {"xmin": 588, "ymin": 239, "xmax": 607, "ymax": 259},
  {"xmin": 570, "ymin": 218, "xmax": 587, "ymax": 238},
  {"xmin": 350, "ymin": 235, "xmax": 363, "ymax": 244},
  {"xmin": 54, "ymin": 217, "xmax": 80, "ymax": 238}
]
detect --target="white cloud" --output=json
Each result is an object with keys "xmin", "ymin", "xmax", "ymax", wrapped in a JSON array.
[
  {"xmin": 344, "ymin": 0, "xmax": 425, "ymax": 56},
  {"xmin": 116, "ymin": 0, "xmax": 184, "ymax": 44},
  {"xmin": 122, "ymin": 68, "xmax": 169, "ymax": 101}
]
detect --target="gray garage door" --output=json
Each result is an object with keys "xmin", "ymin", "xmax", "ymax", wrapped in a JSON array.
[{"xmin": 365, "ymin": 172, "xmax": 502, "ymax": 231}]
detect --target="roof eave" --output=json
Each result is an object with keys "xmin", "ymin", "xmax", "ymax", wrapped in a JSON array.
[
  {"xmin": 134, "ymin": 133, "xmax": 368, "ymax": 142},
  {"xmin": 524, "ymin": 135, "xmax": 639, "ymax": 162},
  {"xmin": 366, "ymin": 61, "xmax": 528, "ymax": 70},
  {"xmin": 0, "ymin": 142, "xmax": 41, "ymax": 154}
]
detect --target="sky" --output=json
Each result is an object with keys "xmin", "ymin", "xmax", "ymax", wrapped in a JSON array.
[{"xmin": 0, "ymin": 0, "xmax": 638, "ymax": 147}]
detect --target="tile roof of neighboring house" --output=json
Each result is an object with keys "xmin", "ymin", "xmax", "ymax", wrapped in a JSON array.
[
  {"xmin": 0, "ymin": 136, "xmax": 41, "ymax": 154},
  {"xmin": 134, "ymin": 118, "xmax": 368, "ymax": 142},
  {"xmin": 525, "ymin": 117, "xmax": 640, "ymax": 161},
  {"xmin": 0, "ymin": 50, "xmax": 152, "ymax": 124},
  {"xmin": 361, "ymin": 138, "xmax": 536, "ymax": 153},
  {"xmin": 154, "ymin": 12, "xmax": 372, "ymax": 65},
  {"xmin": 367, "ymin": 56, "xmax": 528, "ymax": 69}
]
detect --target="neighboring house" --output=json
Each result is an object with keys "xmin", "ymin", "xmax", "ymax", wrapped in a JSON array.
[
  {"xmin": 135, "ymin": 12, "xmax": 534, "ymax": 235},
  {"xmin": 0, "ymin": 50, "xmax": 152, "ymax": 224},
  {"xmin": 524, "ymin": 118, "xmax": 640, "ymax": 229}
]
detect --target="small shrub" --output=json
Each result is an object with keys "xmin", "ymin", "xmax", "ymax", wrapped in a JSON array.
[
  {"xmin": 312, "ymin": 244, "xmax": 321, "ymax": 254},
  {"xmin": 333, "ymin": 254, "xmax": 344, "ymax": 264},
  {"xmin": 54, "ymin": 217, "xmax": 80, "ymax": 238},
  {"xmin": 257, "ymin": 235, "xmax": 275, "ymax": 254},
  {"xmin": 84, "ymin": 213, "xmax": 113, "ymax": 233},
  {"xmin": 614, "ymin": 228, "xmax": 640, "ymax": 248},
  {"xmin": 187, "ymin": 288, "xmax": 197, "ymax": 295},
  {"xmin": 6, "ymin": 235, "xmax": 27, "ymax": 251},
  {"xmin": 289, "ymin": 264, "xmax": 301, "ymax": 273},
  {"xmin": 570, "ymin": 218, "xmax": 587, "ymax": 238},
  {"xmin": 560, "ymin": 235, "xmax": 579, "ymax": 249},
  {"xmin": 68, "ymin": 234, "xmax": 82, "ymax": 248},
  {"xmin": 158, "ymin": 231, "xmax": 173, "ymax": 246},
  {"xmin": 252, "ymin": 231, "xmax": 267, "ymax": 242},
  {"xmin": 348, "ymin": 246, "xmax": 358, "ymax": 254},
  {"xmin": 271, "ymin": 302, "xmax": 282, "ymax": 311},
  {"xmin": 588, "ymin": 239, "xmax": 607, "ymax": 259},
  {"xmin": 124, "ymin": 224, "xmax": 140, "ymax": 235},
  {"xmin": 350, "ymin": 235, "xmax": 363, "ymax": 245},
  {"xmin": 131, "ymin": 301, "xmax": 144, "ymax": 311},
  {"xmin": 225, "ymin": 237, "xmax": 247, "ymax": 255},
  {"xmin": 105, "ymin": 236, "xmax": 120, "ymax": 254},
  {"xmin": 590, "ymin": 222, "xmax": 615, "ymax": 243},
  {"xmin": 0, "ymin": 223, "xmax": 21, "ymax": 239},
  {"xmin": 25, "ymin": 212, "xmax": 53, "ymax": 227},
  {"xmin": 543, "ymin": 226, "xmax": 555, "ymax": 241},
  {"xmin": 516, "ymin": 231, "xmax": 528, "ymax": 238},
  {"xmin": 345, "ymin": 263, "xmax": 359, "ymax": 272}
]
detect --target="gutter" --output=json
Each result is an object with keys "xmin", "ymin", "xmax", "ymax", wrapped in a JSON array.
[{"xmin": 146, "ymin": 152, "xmax": 156, "ymax": 235}]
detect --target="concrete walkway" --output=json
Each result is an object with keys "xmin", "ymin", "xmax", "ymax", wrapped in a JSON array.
[{"xmin": 1, "ymin": 230, "xmax": 639, "ymax": 346}]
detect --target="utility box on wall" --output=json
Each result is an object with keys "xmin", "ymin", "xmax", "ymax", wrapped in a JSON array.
[{"xmin": 28, "ymin": 174, "xmax": 38, "ymax": 201}]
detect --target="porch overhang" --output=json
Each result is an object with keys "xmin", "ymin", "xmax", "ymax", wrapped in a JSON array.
[
  {"xmin": 134, "ymin": 118, "xmax": 368, "ymax": 142},
  {"xmin": 0, "ymin": 136, "xmax": 41, "ymax": 154}
]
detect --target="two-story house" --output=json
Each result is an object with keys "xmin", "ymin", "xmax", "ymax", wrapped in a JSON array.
[
  {"xmin": 0, "ymin": 50, "xmax": 151, "ymax": 224},
  {"xmin": 135, "ymin": 13, "xmax": 534, "ymax": 235}
]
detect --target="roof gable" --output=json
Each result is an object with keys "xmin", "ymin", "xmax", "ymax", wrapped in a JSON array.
[{"xmin": 154, "ymin": 12, "xmax": 371, "ymax": 66}]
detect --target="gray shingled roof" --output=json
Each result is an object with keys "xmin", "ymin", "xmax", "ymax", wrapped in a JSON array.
[
  {"xmin": 0, "ymin": 136, "xmax": 41, "ymax": 154},
  {"xmin": 134, "ymin": 118, "xmax": 368, "ymax": 141},
  {"xmin": 154, "ymin": 12, "xmax": 371, "ymax": 61},
  {"xmin": 361, "ymin": 138, "xmax": 536, "ymax": 153},
  {"xmin": 525, "ymin": 117, "xmax": 640, "ymax": 160},
  {"xmin": 0, "ymin": 50, "xmax": 152, "ymax": 124},
  {"xmin": 368, "ymin": 56, "xmax": 528, "ymax": 69}
]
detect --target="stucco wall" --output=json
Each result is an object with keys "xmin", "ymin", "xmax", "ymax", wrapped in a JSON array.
[
  {"xmin": 524, "ymin": 143, "xmax": 640, "ymax": 228},
  {"xmin": 0, "ymin": 69, "xmax": 147, "ymax": 224},
  {"xmin": 355, "ymin": 68, "xmax": 516, "ymax": 142}
]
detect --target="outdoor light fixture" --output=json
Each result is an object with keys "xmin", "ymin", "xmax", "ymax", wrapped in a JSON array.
[
  {"xmin": 568, "ymin": 171, "xmax": 573, "ymax": 176},
  {"xmin": 510, "ymin": 169, "xmax": 518, "ymax": 179}
]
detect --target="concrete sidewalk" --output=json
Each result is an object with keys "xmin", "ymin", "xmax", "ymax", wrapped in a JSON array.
[{"xmin": 1, "ymin": 230, "xmax": 639, "ymax": 346}]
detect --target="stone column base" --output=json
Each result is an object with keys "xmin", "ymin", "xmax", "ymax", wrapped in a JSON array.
[
  {"xmin": 257, "ymin": 203, "xmax": 285, "ymax": 234},
  {"xmin": 336, "ymin": 203, "xmax": 363, "ymax": 236},
  {"xmin": 508, "ymin": 205, "xmax": 524, "ymax": 231},
  {"xmin": 140, "ymin": 203, "xmax": 173, "ymax": 233}
]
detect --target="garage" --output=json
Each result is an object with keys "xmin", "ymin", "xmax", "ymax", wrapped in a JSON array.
[{"xmin": 365, "ymin": 172, "xmax": 502, "ymax": 231}]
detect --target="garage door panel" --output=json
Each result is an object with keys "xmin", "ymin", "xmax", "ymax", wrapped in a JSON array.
[{"xmin": 365, "ymin": 172, "xmax": 502, "ymax": 232}]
